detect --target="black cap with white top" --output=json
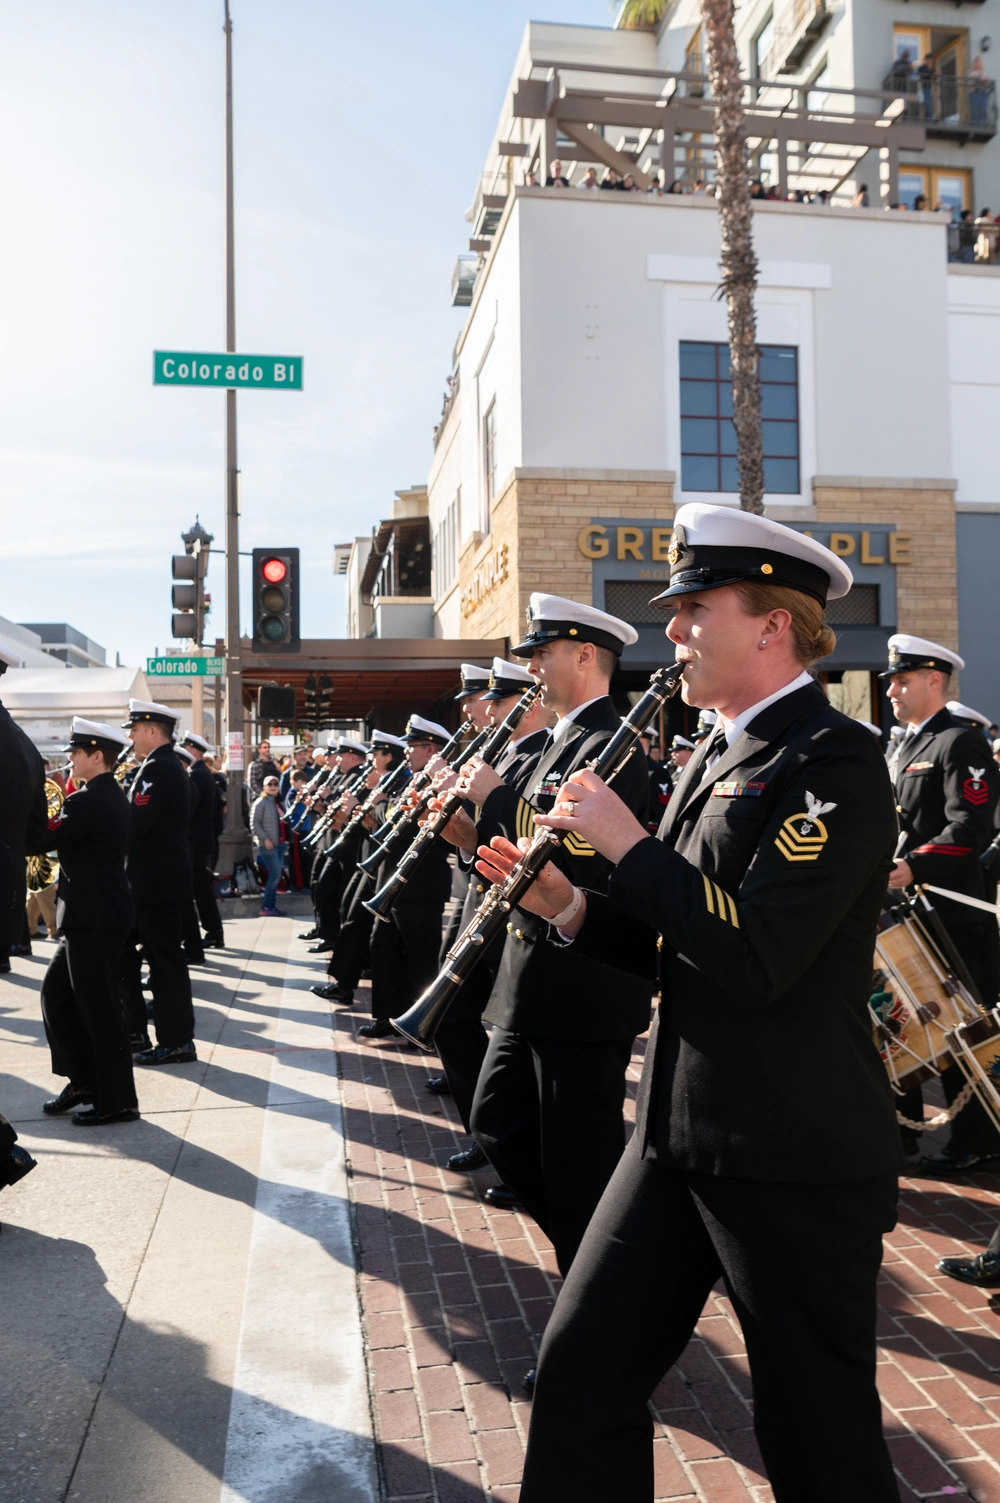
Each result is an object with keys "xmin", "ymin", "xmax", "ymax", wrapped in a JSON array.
[
  {"xmin": 947, "ymin": 700, "xmax": 992, "ymax": 731},
  {"xmin": 879, "ymin": 634, "xmax": 964, "ymax": 680},
  {"xmin": 454, "ymin": 663, "xmax": 492, "ymax": 701},
  {"xmin": 512, "ymin": 593, "xmax": 639, "ymax": 658},
  {"xmin": 64, "ymin": 716, "xmax": 131, "ymax": 756},
  {"xmin": 181, "ymin": 730, "xmax": 212, "ymax": 754},
  {"xmin": 402, "ymin": 715, "xmax": 450, "ymax": 746},
  {"xmin": 649, "ymin": 503, "xmax": 853, "ymax": 608},
  {"xmin": 121, "ymin": 698, "xmax": 183, "ymax": 731},
  {"xmin": 483, "ymin": 657, "xmax": 538, "ymax": 701}
]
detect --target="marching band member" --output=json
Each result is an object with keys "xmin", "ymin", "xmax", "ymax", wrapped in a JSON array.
[
  {"xmin": 39, "ymin": 718, "xmax": 138, "ymax": 1124},
  {"xmin": 476, "ymin": 508, "xmax": 901, "ymax": 1502}
]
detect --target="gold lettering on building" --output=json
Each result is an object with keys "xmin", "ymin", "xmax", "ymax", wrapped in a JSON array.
[
  {"xmin": 617, "ymin": 526, "xmax": 644, "ymax": 561},
  {"xmin": 889, "ymin": 531, "xmax": 911, "ymax": 565},
  {"xmin": 860, "ymin": 532, "xmax": 884, "ymax": 565},
  {"xmin": 461, "ymin": 542, "xmax": 509, "ymax": 619},
  {"xmin": 650, "ymin": 527, "xmax": 673, "ymax": 562},
  {"xmin": 577, "ymin": 525, "xmax": 609, "ymax": 559},
  {"xmin": 829, "ymin": 533, "xmax": 856, "ymax": 557}
]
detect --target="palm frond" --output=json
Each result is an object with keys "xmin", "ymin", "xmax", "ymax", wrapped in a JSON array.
[{"xmin": 615, "ymin": 0, "xmax": 668, "ymax": 31}]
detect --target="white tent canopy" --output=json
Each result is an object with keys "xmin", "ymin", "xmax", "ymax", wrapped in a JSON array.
[{"xmin": 2, "ymin": 666, "xmax": 150, "ymax": 753}]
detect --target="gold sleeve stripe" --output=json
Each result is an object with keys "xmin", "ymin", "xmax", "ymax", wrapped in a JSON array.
[
  {"xmin": 702, "ymin": 873, "xmax": 739, "ymax": 927},
  {"xmin": 515, "ymin": 798, "xmax": 535, "ymax": 843},
  {"xmin": 563, "ymin": 832, "xmax": 597, "ymax": 858}
]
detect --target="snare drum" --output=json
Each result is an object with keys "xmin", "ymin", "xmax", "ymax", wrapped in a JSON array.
[
  {"xmin": 945, "ymin": 1009, "xmax": 1000, "ymax": 1136},
  {"xmin": 871, "ymin": 912, "xmax": 981, "ymax": 1095}
]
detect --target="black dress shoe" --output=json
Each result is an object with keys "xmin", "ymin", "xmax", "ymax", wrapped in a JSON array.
[
  {"xmin": 203, "ymin": 934, "xmax": 225, "ymax": 950},
  {"xmin": 307, "ymin": 942, "xmax": 332, "ymax": 954},
  {"xmin": 919, "ymin": 1148, "xmax": 987, "ymax": 1172},
  {"xmin": 0, "ymin": 1144, "xmax": 37, "ymax": 1190},
  {"xmin": 129, "ymin": 1033, "xmax": 152, "ymax": 1053},
  {"xmin": 358, "ymin": 1020, "xmax": 393, "ymax": 1039},
  {"xmin": 72, "ymin": 1106, "xmax": 141, "ymax": 1127},
  {"xmin": 310, "ymin": 983, "xmax": 353, "ymax": 1004},
  {"xmin": 42, "ymin": 1083, "xmax": 93, "ymax": 1116},
  {"xmin": 298, "ymin": 928, "xmax": 321, "ymax": 941},
  {"xmin": 8, "ymin": 943, "xmax": 31, "ymax": 957},
  {"xmin": 938, "ymin": 1251, "xmax": 1000, "ymax": 1287},
  {"xmin": 448, "ymin": 1143, "xmax": 488, "ymax": 1171},
  {"xmin": 0, "ymin": 959, "xmax": 10, "ymax": 974},
  {"xmin": 484, "ymin": 1185, "xmax": 520, "ymax": 1209},
  {"xmin": 425, "ymin": 1075, "xmax": 452, "ymax": 1095},
  {"xmin": 133, "ymin": 1041, "xmax": 197, "ymax": 1066},
  {"xmin": 522, "ymin": 1368, "xmax": 536, "ymax": 1395}
]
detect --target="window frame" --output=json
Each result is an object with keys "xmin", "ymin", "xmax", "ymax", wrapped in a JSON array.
[{"xmin": 678, "ymin": 340, "xmax": 801, "ymax": 498}]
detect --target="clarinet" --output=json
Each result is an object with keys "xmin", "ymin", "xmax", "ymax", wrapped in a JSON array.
[
  {"xmin": 357, "ymin": 719, "xmax": 481, "ymax": 877},
  {"xmin": 323, "ymin": 759, "xmax": 413, "ymax": 857},
  {"xmin": 364, "ymin": 684, "xmax": 543, "ymax": 922},
  {"xmin": 303, "ymin": 759, "xmax": 375, "ymax": 848},
  {"xmin": 390, "ymin": 664, "xmax": 684, "ymax": 1048},
  {"xmin": 285, "ymin": 760, "xmax": 335, "ymax": 813}
]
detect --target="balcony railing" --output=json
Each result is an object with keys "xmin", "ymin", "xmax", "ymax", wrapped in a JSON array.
[
  {"xmin": 760, "ymin": 0, "xmax": 832, "ymax": 78},
  {"xmin": 948, "ymin": 220, "xmax": 1000, "ymax": 265},
  {"xmin": 883, "ymin": 70, "xmax": 997, "ymax": 140}
]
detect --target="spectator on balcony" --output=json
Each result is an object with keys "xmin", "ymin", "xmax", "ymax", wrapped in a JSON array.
[
  {"xmin": 852, "ymin": 184, "xmax": 870, "ymax": 208},
  {"xmin": 545, "ymin": 160, "xmax": 569, "ymax": 188},
  {"xmin": 600, "ymin": 169, "xmax": 621, "ymax": 190},
  {"xmin": 692, "ymin": 178, "xmax": 710, "ymax": 195},
  {"xmin": 621, "ymin": 174, "xmax": 640, "ymax": 192},
  {"xmin": 578, "ymin": 167, "xmax": 599, "ymax": 190},
  {"xmin": 524, "ymin": 171, "xmax": 540, "ymax": 187},
  {"xmin": 913, "ymin": 193, "xmax": 929, "ymax": 212},
  {"xmin": 970, "ymin": 57, "xmax": 990, "ymax": 126},
  {"xmin": 645, "ymin": 171, "xmax": 661, "ymax": 194},
  {"xmin": 750, "ymin": 178, "xmax": 767, "ymax": 199},
  {"xmin": 666, "ymin": 179, "xmax": 685, "ymax": 195},
  {"xmin": 917, "ymin": 53, "xmax": 937, "ymax": 120},
  {"xmin": 956, "ymin": 209, "xmax": 976, "ymax": 262}
]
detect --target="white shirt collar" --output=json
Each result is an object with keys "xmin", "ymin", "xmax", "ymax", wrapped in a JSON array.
[
  {"xmin": 551, "ymin": 695, "xmax": 606, "ymax": 740},
  {"xmin": 718, "ymin": 671, "xmax": 813, "ymax": 746}
]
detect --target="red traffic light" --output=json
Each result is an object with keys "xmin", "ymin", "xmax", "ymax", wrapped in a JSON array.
[{"xmin": 261, "ymin": 556, "xmax": 287, "ymax": 584}]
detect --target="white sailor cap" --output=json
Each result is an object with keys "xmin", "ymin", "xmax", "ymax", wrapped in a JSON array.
[
  {"xmin": 0, "ymin": 644, "xmax": 23, "ymax": 670},
  {"xmin": 880, "ymin": 634, "xmax": 964, "ymax": 679},
  {"xmin": 181, "ymin": 730, "xmax": 212, "ymax": 753},
  {"xmin": 512, "ymin": 593, "xmax": 638, "ymax": 658},
  {"xmin": 857, "ymin": 721, "xmax": 883, "ymax": 738},
  {"xmin": 337, "ymin": 737, "xmax": 369, "ymax": 757},
  {"xmin": 484, "ymin": 657, "xmax": 538, "ymax": 701},
  {"xmin": 402, "ymin": 714, "xmax": 451, "ymax": 746},
  {"xmin": 650, "ymin": 503, "xmax": 853, "ymax": 607},
  {"xmin": 454, "ymin": 663, "xmax": 492, "ymax": 701},
  {"xmin": 175, "ymin": 744, "xmax": 195, "ymax": 765},
  {"xmin": 670, "ymin": 734, "xmax": 696, "ymax": 751},
  {"xmin": 371, "ymin": 730, "xmax": 407, "ymax": 750},
  {"xmin": 122, "ymin": 697, "xmax": 183, "ymax": 729},
  {"xmin": 889, "ymin": 726, "xmax": 906, "ymax": 742},
  {"xmin": 64, "ymin": 716, "xmax": 131, "ymax": 754},
  {"xmin": 947, "ymin": 700, "xmax": 992, "ymax": 731},
  {"xmin": 697, "ymin": 710, "xmax": 719, "ymax": 731}
]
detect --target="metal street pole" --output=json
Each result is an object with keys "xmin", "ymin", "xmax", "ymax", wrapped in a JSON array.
[{"xmin": 217, "ymin": 0, "xmax": 251, "ymax": 878}]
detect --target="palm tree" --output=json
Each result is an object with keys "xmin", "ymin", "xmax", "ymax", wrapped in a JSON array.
[{"xmin": 618, "ymin": 0, "xmax": 764, "ymax": 512}]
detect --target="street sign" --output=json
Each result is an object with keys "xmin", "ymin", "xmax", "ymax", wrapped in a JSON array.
[
  {"xmin": 153, "ymin": 352, "xmax": 303, "ymax": 390},
  {"xmin": 146, "ymin": 656, "xmax": 224, "ymax": 677}
]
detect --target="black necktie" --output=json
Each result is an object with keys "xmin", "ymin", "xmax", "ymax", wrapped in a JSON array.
[{"xmin": 703, "ymin": 725, "xmax": 728, "ymax": 770}]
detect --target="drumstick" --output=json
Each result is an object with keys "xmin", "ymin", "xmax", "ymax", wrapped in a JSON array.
[{"xmin": 920, "ymin": 883, "xmax": 1000, "ymax": 917}]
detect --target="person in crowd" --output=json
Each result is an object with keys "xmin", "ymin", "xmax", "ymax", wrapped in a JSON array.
[
  {"xmin": 0, "ymin": 646, "xmax": 48, "ymax": 975},
  {"xmin": 578, "ymin": 167, "xmax": 599, "ymax": 190},
  {"xmin": 524, "ymin": 170, "xmax": 539, "ymax": 187},
  {"xmin": 620, "ymin": 173, "xmax": 639, "ymax": 192},
  {"xmin": 692, "ymin": 178, "xmax": 709, "ymax": 195},
  {"xmin": 545, "ymin": 159, "xmax": 569, "ymax": 188},
  {"xmin": 970, "ymin": 55, "xmax": 990, "ymax": 126},
  {"xmin": 913, "ymin": 193, "xmax": 928, "ymax": 212},
  {"xmin": 284, "ymin": 770, "xmax": 314, "ymax": 889},
  {"xmin": 669, "ymin": 733, "xmax": 696, "ymax": 773},
  {"xmin": 600, "ymin": 169, "xmax": 620, "ymax": 190},
  {"xmin": 917, "ymin": 52, "xmax": 937, "ymax": 119},
  {"xmin": 279, "ymin": 744, "xmax": 311, "ymax": 801},
  {"xmin": 480, "ymin": 507, "xmax": 901, "ymax": 1503},
  {"xmin": 181, "ymin": 731, "xmax": 224, "ymax": 949},
  {"xmin": 248, "ymin": 739, "xmax": 280, "ymax": 800},
  {"xmin": 119, "ymin": 698, "xmax": 197, "ymax": 1067},
  {"xmin": 852, "ymin": 184, "xmax": 870, "ymax": 207},
  {"xmin": 666, "ymin": 179, "xmax": 685, "ymax": 194},
  {"xmin": 750, "ymin": 178, "xmax": 767, "ymax": 199},
  {"xmin": 645, "ymin": 171, "xmax": 661, "ymax": 193},
  {"xmin": 39, "ymin": 718, "xmax": 138, "ymax": 1126},
  {"xmin": 251, "ymin": 775, "xmax": 286, "ymax": 917}
]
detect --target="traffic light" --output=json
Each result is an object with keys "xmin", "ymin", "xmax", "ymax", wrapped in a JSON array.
[
  {"xmin": 251, "ymin": 547, "xmax": 300, "ymax": 653},
  {"xmin": 171, "ymin": 519, "xmax": 213, "ymax": 641}
]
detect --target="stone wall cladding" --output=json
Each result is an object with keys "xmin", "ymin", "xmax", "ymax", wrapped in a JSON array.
[{"xmin": 459, "ymin": 472, "xmax": 675, "ymax": 643}]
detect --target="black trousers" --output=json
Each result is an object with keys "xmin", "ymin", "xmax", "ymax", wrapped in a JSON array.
[
  {"xmin": 471, "ymin": 1026, "xmax": 633, "ymax": 1276},
  {"xmin": 520, "ymin": 1140, "xmax": 899, "ymax": 1503},
  {"xmin": 41, "ymin": 931, "xmax": 136, "ymax": 1115},
  {"xmin": 369, "ymin": 900, "xmax": 445, "ymax": 1021},
  {"xmin": 120, "ymin": 904, "xmax": 195, "ymax": 1048},
  {"xmin": 327, "ymin": 869, "xmax": 375, "ymax": 989},
  {"xmin": 191, "ymin": 852, "xmax": 223, "ymax": 942},
  {"xmin": 182, "ymin": 893, "xmax": 204, "ymax": 965},
  {"xmin": 435, "ymin": 943, "xmax": 500, "ymax": 1134},
  {"xmin": 315, "ymin": 851, "xmax": 351, "ymax": 942}
]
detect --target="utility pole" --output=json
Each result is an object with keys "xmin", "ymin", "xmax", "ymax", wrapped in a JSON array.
[{"xmin": 217, "ymin": 0, "xmax": 252, "ymax": 876}]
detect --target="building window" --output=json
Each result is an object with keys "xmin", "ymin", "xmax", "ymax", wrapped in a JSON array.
[
  {"xmin": 483, "ymin": 401, "xmax": 498, "ymax": 512},
  {"xmin": 825, "ymin": 584, "xmax": 879, "ymax": 625},
  {"xmin": 432, "ymin": 494, "xmax": 460, "ymax": 599},
  {"xmin": 899, "ymin": 165, "xmax": 970, "ymax": 213},
  {"xmin": 679, "ymin": 341, "xmax": 800, "ymax": 496},
  {"xmin": 754, "ymin": 11, "xmax": 775, "ymax": 80}
]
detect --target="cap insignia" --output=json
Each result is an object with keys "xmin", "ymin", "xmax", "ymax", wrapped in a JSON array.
[
  {"xmin": 666, "ymin": 524, "xmax": 685, "ymax": 568},
  {"xmin": 761, "ymin": 563, "xmax": 773, "ymax": 575}
]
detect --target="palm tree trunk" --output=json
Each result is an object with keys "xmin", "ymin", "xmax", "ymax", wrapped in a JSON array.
[{"xmin": 702, "ymin": 0, "xmax": 764, "ymax": 513}]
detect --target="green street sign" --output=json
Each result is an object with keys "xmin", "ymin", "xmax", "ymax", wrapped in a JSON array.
[
  {"xmin": 153, "ymin": 351, "xmax": 303, "ymax": 390},
  {"xmin": 146, "ymin": 656, "xmax": 224, "ymax": 678}
]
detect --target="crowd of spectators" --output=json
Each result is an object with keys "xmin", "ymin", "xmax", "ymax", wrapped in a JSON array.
[{"xmin": 889, "ymin": 48, "xmax": 991, "ymax": 127}]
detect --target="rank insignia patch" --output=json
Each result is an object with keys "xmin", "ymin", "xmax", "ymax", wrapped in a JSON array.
[
  {"xmin": 904, "ymin": 761, "xmax": 934, "ymax": 773},
  {"xmin": 711, "ymin": 780, "xmax": 767, "ymax": 798},
  {"xmin": 774, "ymin": 790, "xmax": 836, "ymax": 862},
  {"xmin": 964, "ymin": 768, "xmax": 989, "ymax": 806}
]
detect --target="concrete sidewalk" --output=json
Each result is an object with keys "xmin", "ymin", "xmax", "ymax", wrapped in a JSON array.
[{"xmin": 0, "ymin": 918, "xmax": 375, "ymax": 1503}]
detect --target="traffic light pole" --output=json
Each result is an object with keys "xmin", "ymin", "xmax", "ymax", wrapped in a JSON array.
[{"xmin": 218, "ymin": 0, "xmax": 252, "ymax": 880}]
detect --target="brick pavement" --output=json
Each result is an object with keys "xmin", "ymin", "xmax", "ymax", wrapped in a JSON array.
[{"xmin": 334, "ymin": 981, "xmax": 1000, "ymax": 1501}]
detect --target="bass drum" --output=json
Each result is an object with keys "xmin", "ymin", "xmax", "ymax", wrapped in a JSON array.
[
  {"xmin": 870, "ymin": 910, "xmax": 981, "ymax": 1095},
  {"xmin": 945, "ymin": 1009, "xmax": 1000, "ymax": 1137}
]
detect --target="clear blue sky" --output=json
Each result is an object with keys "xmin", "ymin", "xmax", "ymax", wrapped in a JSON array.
[{"xmin": 0, "ymin": 0, "xmax": 613, "ymax": 666}]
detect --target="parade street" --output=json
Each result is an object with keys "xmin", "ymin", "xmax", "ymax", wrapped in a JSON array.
[{"xmin": 0, "ymin": 914, "xmax": 999, "ymax": 1502}]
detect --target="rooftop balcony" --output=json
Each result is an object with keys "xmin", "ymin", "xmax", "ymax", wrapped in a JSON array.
[{"xmin": 882, "ymin": 70, "xmax": 997, "ymax": 142}]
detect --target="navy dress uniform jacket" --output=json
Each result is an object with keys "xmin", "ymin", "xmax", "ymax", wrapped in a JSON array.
[
  {"xmin": 187, "ymin": 759, "xmax": 217, "ymax": 857},
  {"xmin": 568, "ymin": 682, "xmax": 903, "ymax": 1183},
  {"xmin": 890, "ymin": 708, "xmax": 998, "ymax": 928},
  {"xmin": 48, "ymin": 772, "xmax": 133, "ymax": 931},
  {"xmin": 0, "ymin": 700, "xmax": 48, "ymax": 946},
  {"xmin": 480, "ymin": 696, "xmax": 653, "ymax": 1042},
  {"xmin": 126, "ymin": 742, "xmax": 192, "ymax": 905}
]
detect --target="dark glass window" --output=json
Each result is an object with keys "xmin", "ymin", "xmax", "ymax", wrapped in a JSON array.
[{"xmin": 680, "ymin": 342, "xmax": 799, "ymax": 494}]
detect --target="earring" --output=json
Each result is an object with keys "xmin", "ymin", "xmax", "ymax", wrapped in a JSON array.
[{"xmin": 760, "ymin": 639, "xmax": 767, "ymax": 648}]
